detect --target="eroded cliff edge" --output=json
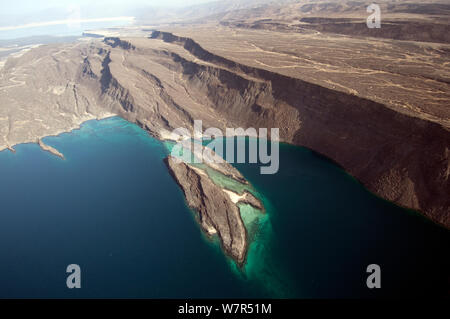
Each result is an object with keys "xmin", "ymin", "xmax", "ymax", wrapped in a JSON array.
[
  {"xmin": 149, "ymin": 31, "xmax": 450, "ymax": 227},
  {"xmin": 0, "ymin": 32, "xmax": 448, "ymax": 228}
]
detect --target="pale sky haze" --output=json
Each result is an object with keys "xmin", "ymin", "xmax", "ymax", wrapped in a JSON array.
[{"xmin": 0, "ymin": 0, "xmax": 215, "ymax": 27}]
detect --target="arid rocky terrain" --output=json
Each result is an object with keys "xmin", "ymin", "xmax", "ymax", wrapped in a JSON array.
[{"xmin": 0, "ymin": 1, "xmax": 449, "ymax": 261}]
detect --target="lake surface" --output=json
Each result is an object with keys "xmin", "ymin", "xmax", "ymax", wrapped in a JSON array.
[
  {"xmin": 0, "ymin": 117, "xmax": 448, "ymax": 298},
  {"xmin": 0, "ymin": 20, "xmax": 133, "ymax": 40}
]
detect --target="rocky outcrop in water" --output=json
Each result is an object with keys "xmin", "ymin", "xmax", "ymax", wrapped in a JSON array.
[
  {"xmin": 164, "ymin": 156, "xmax": 249, "ymax": 265},
  {"xmin": 38, "ymin": 139, "xmax": 64, "ymax": 159}
]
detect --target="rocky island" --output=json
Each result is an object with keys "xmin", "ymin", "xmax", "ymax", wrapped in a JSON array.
[{"xmin": 165, "ymin": 156, "xmax": 250, "ymax": 265}]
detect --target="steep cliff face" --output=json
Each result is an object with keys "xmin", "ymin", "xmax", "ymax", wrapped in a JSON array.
[
  {"xmin": 149, "ymin": 31, "xmax": 450, "ymax": 227},
  {"xmin": 0, "ymin": 31, "xmax": 448, "ymax": 228}
]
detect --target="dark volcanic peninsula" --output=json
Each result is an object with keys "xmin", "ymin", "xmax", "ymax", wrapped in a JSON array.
[
  {"xmin": 0, "ymin": 0, "xmax": 449, "ymax": 262},
  {"xmin": 165, "ymin": 156, "xmax": 248, "ymax": 265}
]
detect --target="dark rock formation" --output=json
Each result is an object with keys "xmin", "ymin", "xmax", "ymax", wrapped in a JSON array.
[
  {"xmin": 164, "ymin": 156, "xmax": 248, "ymax": 265},
  {"xmin": 37, "ymin": 139, "xmax": 64, "ymax": 159}
]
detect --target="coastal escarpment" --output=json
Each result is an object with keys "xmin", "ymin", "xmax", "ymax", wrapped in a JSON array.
[
  {"xmin": 150, "ymin": 31, "xmax": 450, "ymax": 227},
  {"xmin": 0, "ymin": 30, "xmax": 448, "ymax": 229}
]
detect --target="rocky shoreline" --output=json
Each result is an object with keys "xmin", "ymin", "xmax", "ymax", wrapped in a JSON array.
[{"xmin": 164, "ymin": 155, "xmax": 264, "ymax": 265}]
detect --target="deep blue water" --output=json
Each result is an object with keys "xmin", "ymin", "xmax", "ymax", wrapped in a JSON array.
[{"xmin": 0, "ymin": 117, "xmax": 448, "ymax": 298}]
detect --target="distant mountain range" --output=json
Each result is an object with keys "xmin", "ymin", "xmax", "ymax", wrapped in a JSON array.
[
  {"xmin": 135, "ymin": 0, "xmax": 450, "ymax": 25},
  {"xmin": 135, "ymin": 0, "xmax": 294, "ymax": 24}
]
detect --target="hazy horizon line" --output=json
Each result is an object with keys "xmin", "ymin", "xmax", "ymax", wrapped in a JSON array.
[{"xmin": 0, "ymin": 17, "xmax": 136, "ymax": 32}]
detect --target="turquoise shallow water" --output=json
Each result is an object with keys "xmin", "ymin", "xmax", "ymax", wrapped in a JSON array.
[{"xmin": 0, "ymin": 117, "xmax": 448, "ymax": 298}]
